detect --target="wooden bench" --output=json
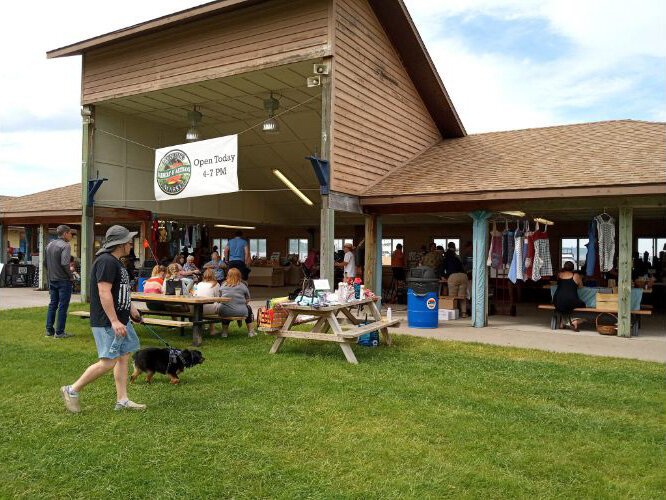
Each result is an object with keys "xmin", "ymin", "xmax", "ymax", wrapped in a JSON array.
[
  {"xmin": 537, "ymin": 304, "xmax": 651, "ymax": 335},
  {"xmin": 69, "ymin": 310, "xmax": 193, "ymax": 329}
]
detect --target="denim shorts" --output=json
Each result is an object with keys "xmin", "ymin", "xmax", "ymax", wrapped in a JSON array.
[{"xmin": 91, "ymin": 322, "xmax": 140, "ymax": 359}]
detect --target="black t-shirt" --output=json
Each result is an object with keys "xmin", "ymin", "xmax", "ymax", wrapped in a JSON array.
[{"xmin": 90, "ymin": 253, "xmax": 132, "ymax": 327}]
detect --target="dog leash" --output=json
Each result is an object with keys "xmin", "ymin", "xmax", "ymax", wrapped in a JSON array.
[{"xmin": 138, "ymin": 322, "xmax": 188, "ymax": 368}]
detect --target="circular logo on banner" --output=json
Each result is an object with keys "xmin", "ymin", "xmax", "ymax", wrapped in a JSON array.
[
  {"xmin": 426, "ymin": 297, "xmax": 436, "ymax": 310},
  {"xmin": 156, "ymin": 149, "xmax": 192, "ymax": 196}
]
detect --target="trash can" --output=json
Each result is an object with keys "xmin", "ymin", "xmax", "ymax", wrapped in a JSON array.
[{"xmin": 406, "ymin": 266, "xmax": 440, "ymax": 328}]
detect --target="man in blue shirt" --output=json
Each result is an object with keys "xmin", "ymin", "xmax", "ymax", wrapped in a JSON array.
[
  {"xmin": 224, "ymin": 231, "xmax": 251, "ymax": 280},
  {"xmin": 203, "ymin": 250, "xmax": 226, "ymax": 283}
]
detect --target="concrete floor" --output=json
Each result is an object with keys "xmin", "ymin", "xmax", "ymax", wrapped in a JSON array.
[{"xmin": 2, "ymin": 286, "xmax": 664, "ymax": 363}]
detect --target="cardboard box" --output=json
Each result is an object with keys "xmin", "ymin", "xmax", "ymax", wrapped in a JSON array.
[
  {"xmin": 438, "ymin": 309, "xmax": 459, "ymax": 321},
  {"xmin": 596, "ymin": 292, "xmax": 618, "ymax": 312},
  {"xmin": 439, "ymin": 296, "xmax": 460, "ymax": 310}
]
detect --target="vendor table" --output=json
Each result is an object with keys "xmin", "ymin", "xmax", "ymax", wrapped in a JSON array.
[
  {"xmin": 131, "ymin": 293, "xmax": 230, "ymax": 346},
  {"xmin": 268, "ymin": 297, "xmax": 400, "ymax": 364}
]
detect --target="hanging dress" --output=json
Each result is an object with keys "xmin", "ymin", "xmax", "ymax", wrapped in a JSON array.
[
  {"xmin": 524, "ymin": 222, "xmax": 538, "ymax": 280},
  {"xmin": 508, "ymin": 224, "xmax": 524, "ymax": 284},
  {"xmin": 532, "ymin": 227, "xmax": 554, "ymax": 282},
  {"xmin": 595, "ymin": 214, "xmax": 615, "ymax": 272},
  {"xmin": 487, "ymin": 221, "xmax": 503, "ymax": 270}
]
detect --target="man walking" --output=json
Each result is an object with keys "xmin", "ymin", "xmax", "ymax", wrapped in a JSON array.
[
  {"xmin": 61, "ymin": 225, "xmax": 146, "ymax": 413},
  {"xmin": 45, "ymin": 225, "xmax": 74, "ymax": 338},
  {"xmin": 224, "ymin": 231, "xmax": 251, "ymax": 280}
]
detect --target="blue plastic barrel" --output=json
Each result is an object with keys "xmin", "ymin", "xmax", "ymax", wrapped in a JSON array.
[
  {"xmin": 407, "ymin": 289, "xmax": 438, "ymax": 328},
  {"xmin": 137, "ymin": 277, "xmax": 148, "ymax": 292}
]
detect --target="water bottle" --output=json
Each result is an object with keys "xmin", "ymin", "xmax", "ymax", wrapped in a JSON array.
[
  {"xmin": 354, "ymin": 282, "xmax": 361, "ymax": 299},
  {"xmin": 109, "ymin": 333, "xmax": 124, "ymax": 355},
  {"xmin": 387, "ymin": 307, "xmax": 392, "ymax": 321}
]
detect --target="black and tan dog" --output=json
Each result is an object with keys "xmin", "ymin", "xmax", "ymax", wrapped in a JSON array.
[{"xmin": 131, "ymin": 348, "xmax": 204, "ymax": 385}]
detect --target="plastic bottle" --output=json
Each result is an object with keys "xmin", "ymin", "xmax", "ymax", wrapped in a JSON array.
[
  {"xmin": 109, "ymin": 333, "xmax": 124, "ymax": 355},
  {"xmin": 353, "ymin": 282, "xmax": 361, "ymax": 300},
  {"xmin": 387, "ymin": 307, "xmax": 392, "ymax": 321}
]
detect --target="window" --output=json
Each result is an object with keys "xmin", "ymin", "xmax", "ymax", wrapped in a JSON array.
[
  {"xmin": 249, "ymin": 238, "xmax": 267, "ymax": 258},
  {"xmin": 212, "ymin": 238, "xmax": 228, "ymax": 255},
  {"xmin": 334, "ymin": 238, "xmax": 354, "ymax": 251},
  {"xmin": 560, "ymin": 238, "xmax": 589, "ymax": 269},
  {"xmin": 381, "ymin": 238, "xmax": 404, "ymax": 266},
  {"xmin": 638, "ymin": 237, "xmax": 666, "ymax": 263},
  {"xmin": 434, "ymin": 238, "xmax": 460, "ymax": 253},
  {"xmin": 288, "ymin": 238, "xmax": 308, "ymax": 262}
]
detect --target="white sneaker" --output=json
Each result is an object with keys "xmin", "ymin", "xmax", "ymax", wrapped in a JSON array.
[
  {"xmin": 248, "ymin": 330, "xmax": 257, "ymax": 337},
  {"xmin": 60, "ymin": 386, "xmax": 81, "ymax": 413},
  {"xmin": 114, "ymin": 399, "xmax": 146, "ymax": 411}
]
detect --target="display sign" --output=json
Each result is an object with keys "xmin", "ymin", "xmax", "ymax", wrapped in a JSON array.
[{"xmin": 154, "ymin": 135, "xmax": 238, "ymax": 201}]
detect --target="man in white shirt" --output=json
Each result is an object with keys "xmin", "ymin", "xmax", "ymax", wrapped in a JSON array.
[{"xmin": 335, "ymin": 242, "xmax": 356, "ymax": 278}]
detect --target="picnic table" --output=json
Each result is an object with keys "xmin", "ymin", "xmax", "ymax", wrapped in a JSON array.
[
  {"xmin": 131, "ymin": 293, "xmax": 230, "ymax": 346},
  {"xmin": 268, "ymin": 297, "xmax": 400, "ymax": 364}
]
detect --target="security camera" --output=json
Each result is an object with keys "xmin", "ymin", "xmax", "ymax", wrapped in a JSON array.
[
  {"xmin": 307, "ymin": 75, "xmax": 321, "ymax": 87},
  {"xmin": 313, "ymin": 63, "xmax": 330, "ymax": 75}
]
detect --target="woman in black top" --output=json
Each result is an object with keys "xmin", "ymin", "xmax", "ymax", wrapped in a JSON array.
[{"xmin": 553, "ymin": 261, "xmax": 585, "ymax": 331}]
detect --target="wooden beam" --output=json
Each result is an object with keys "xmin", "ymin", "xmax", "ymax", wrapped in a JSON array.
[
  {"xmin": 361, "ymin": 184, "xmax": 666, "ymax": 207},
  {"xmin": 617, "ymin": 207, "xmax": 633, "ymax": 337},
  {"xmin": 80, "ymin": 105, "xmax": 95, "ymax": 303},
  {"xmin": 319, "ymin": 55, "xmax": 335, "ymax": 285},
  {"xmin": 364, "ymin": 214, "xmax": 378, "ymax": 292},
  {"xmin": 94, "ymin": 206, "xmax": 153, "ymax": 222},
  {"xmin": 328, "ymin": 192, "xmax": 362, "ymax": 214}
]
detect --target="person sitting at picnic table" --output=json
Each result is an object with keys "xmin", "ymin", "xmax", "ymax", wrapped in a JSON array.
[
  {"xmin": 215, "ymin": 268, "xmax": 256, "ymax": 338},
  {"xmin": 182, "ymin": 255, "xmax": 201, "ymax": 282},
  {"xmin": 192, "ymin": 269, "xmax": 222, "ymax": 335},
  {"xmin": 143, "ymin": 265, "xmax": 166, "ymax": 311},
  {"xmin": 203, "ymin": 251, "xmax": 226, "ymax": 284},
  {"xmin": 171, "ymin": 254, "xmax": 195, "ymax": 293},
  {"xmin": 552, "ymin": 261, "xmax": 586, "ymax": 331}
]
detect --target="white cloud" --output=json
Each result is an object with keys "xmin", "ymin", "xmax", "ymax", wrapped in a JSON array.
[{"xmin": 405, "ymin": 0, "xmax": 666, "ymax": 132}]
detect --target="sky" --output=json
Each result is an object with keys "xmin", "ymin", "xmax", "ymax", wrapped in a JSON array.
[{"xmin": 0, "ymin": 0, "xmax": 664, "ymax": 196}]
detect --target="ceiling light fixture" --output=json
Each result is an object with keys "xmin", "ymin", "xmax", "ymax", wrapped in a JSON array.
[
  {"xmin": 186, "ymin": 105, "xmax": 203, "ymax": 142},
  {"xmin": 214, "ymin": 224, "xmax": 256, "ymax": 230},
  {"xmin": 273, "ymin": 169, "xmax": 313, "ymax": 206},
  {"xmin": 262, "ymin": 92, "xmax": 280, "ymax": 134},
  {"xmin": 500, "ymin": 210, "xmax": 526, "ymax": 217}
]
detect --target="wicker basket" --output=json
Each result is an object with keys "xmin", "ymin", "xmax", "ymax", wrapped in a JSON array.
[{"xmin": 596, "ymin": 312, "xmax": 618, "ymax": 335}]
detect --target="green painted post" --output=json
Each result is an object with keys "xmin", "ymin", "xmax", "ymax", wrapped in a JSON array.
[
  {"xmin": 469, "ymin": 210, "xmax": 492, "ymax": 328},
  {"xmin": 80, "ymin": 105, "xmax": 95, "ymax": 303},
  {"xmin": 617, "ymin": 207, "xmax": 633, "ymax": 337}
]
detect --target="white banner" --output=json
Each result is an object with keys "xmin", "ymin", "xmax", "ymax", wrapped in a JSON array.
[{"xmin": 154, "ymin": 135, "xmax": 238, "ymax": 201}]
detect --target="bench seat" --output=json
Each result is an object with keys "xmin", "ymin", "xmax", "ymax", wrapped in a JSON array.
[
  {"xmin": 537, "ymin": 304, "xmax": 651, "ymax": 315},
  {"xmin": 69, "ymin": 310, "xmax": 193, "ymax": 328},
  {"xmin": 136, "ymin": 308, "xmax": 245, "ymax": 322}
]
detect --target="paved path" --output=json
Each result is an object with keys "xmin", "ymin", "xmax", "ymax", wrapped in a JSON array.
[{"xmin": 2, "ymin": 288, "xmax": 663, "ymax": 363}]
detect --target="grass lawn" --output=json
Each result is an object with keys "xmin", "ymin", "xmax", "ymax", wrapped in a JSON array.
[{"xmin": 0, "ymin": 305, "xmax": 664, "ymax": 499}]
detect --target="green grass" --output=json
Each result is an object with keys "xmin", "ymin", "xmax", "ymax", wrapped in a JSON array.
[{"xmin": 0, "ymin": 305, "xmax": 664, "ymax": 499}]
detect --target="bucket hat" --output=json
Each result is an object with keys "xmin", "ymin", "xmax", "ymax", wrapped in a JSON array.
[{"xmin": 96, "ymin": 225, "xmax": 138, "ymax": 255}]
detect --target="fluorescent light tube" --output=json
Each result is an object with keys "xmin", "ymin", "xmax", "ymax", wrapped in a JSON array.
[{"xmin": 272, "ymin": 169, "xmax": 313, "ymax": 206}]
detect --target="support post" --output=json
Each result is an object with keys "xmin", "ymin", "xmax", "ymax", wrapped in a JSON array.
[
  {"xmin": 139, "ymin": 220, "xmax": 147, "ymax": 267},
  {"xmin": 319, "ymin": 56, "xmax": 334, "ymax": 285},
  {"xmin": 320, "ymin": 204, "xmax": 335, "ymax": 284},
  {"xmin": 80, "ymin": 105, "xmax": 95, "ymax": 303},
  {"xmin": 617, "ymin": 207, "xmax": 633, "ymax": 337},
  {"xmin": 469, "ymin": 210, "xmax": 492, "ymax": 328},
  {"xmin": 38, "ymin": 224, "xmax": 48, "ymax": 291},
  {"xmin": 0, "ymin": 223, "xmax": 4, "ymax": 265},
  {"xmin": 364, "ymin": 215, "xmax": 378, "ymax": 291}
]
